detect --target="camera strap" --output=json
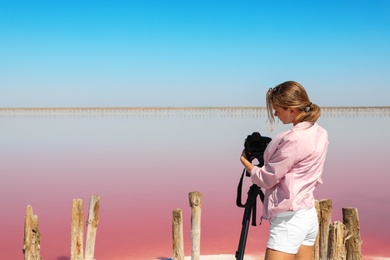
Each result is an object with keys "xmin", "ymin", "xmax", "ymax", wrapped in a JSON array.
[{"xmin": 236, "ymin": 169, "xmax": 264, "ymax": 226}]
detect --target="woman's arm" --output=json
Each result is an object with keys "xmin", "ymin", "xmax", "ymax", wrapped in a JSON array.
[{"xmin": 240, "ymin": 137, "xmax": 298, "ymax": 189}]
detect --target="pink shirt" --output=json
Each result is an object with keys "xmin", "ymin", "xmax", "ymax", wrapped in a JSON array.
[{"xmin": 250, "ymin": 121, "xmax": 329, "ymax": 219}]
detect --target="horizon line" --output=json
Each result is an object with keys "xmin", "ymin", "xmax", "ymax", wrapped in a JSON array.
[
  {"xmin": 1, "ymin": 106, "xmax": 389, "ymax": 110},
  {"xmin": 2, "ymin": 106, "xmax": 389, "ymax": 118}
]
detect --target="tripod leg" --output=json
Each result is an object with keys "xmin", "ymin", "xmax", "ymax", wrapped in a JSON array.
[{"xmin": 235, "ymin": 207, "xmax": 252, "ymax": 260}]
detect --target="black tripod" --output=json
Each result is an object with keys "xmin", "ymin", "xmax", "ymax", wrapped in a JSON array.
[{"xmin": 235, "ymin": 169, "xmax": 264, "ymax": 260}]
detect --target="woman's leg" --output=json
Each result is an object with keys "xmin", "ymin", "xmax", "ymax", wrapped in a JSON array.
[
  {"xmin": 264, "ymin": 245, "xmax": 313, "ymax": 260},
  {"xmin": 295, "ymin": 245, "xmax": 313, "ymax": 260},
  {"xmin": 264, "ymin": 248, "xmax": 295, "ymax": 260}
]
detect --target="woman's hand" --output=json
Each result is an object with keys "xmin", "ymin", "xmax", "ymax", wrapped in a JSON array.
[
  {"xmin": 240, "ymin": 150, "xmax": 248, "ymax": 165},
  {"xmin": 240, "ymin": 150, "xmax": 254, "ymax": 174}
]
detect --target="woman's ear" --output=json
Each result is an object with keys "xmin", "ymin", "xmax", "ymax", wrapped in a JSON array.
[{"xmin": 290, "ymin": 107, "xmax": 300, "ymax": 117}]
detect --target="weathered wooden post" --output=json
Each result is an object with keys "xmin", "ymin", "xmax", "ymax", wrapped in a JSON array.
[
  {"xmin": 313, "ymin": 200, "xmax": 320, "ymax": 260},
  {"xmin": 343, "ymin": 208, "xmax": 362, "ymax": 260},
  {"xmin": 71, "ymin": 199, "xmax": 84, "ymax": 260},
  {"xmin": 328, "ymin": 221, "xmax": 346, "ymax": 259},
  {"xmin": 189, "ymin": 191, "xmax": 202, "ymax": 260},
  {"xmin": 85, "ymin": 195, "xmax": 100, "ymax": 260},
  {"xmin": 172, "ymin": 208, "xmax": 184, "ymax": 260},
  {"xmin": 318, "ymin": 199, "xmax": 332, "ymax": 259},
  {"xmin": 23, "ymin": 205, "xmax": 41, "ymax": 260}
]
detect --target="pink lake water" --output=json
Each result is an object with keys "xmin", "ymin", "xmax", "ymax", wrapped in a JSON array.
[{"xmin": 1, "ymin": 107, "xmax": 389, "ymax": 259}]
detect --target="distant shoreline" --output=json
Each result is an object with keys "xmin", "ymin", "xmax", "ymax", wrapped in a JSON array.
[
  {"xmin": 0, "ymin": 106, "xmax": 389, "ymax": 110},
  {"xmin": 1, "ymin": 106, "xmax": 389, "ymax": 118}
]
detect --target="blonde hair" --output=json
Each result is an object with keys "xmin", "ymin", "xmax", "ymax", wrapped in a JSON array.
[{"xmin": 266, "ymin": 81, "xmax": 321, "ymax": 129}]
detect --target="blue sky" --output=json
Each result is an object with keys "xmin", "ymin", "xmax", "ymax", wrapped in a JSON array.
[{"xmin": 1, "ymin": 0, "xmax": 389, "ymax": 107}]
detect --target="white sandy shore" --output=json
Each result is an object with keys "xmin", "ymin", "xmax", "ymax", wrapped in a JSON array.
[
  {"xmin": 182, "ymin": 254, "xmax": 263, "ymax": 260},
  {"xmin": 175, "ymin": 254, "xmax": 390, "ymax": 260}
]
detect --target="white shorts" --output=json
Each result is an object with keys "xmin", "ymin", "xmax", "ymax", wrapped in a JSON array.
[{"xmin": 267, "ymin": 207, "xmax": 318, "ymax": 254}]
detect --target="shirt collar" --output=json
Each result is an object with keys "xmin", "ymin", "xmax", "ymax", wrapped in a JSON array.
[{"xmin": 293, "ymin": 121, "xmax": 315, "ymax": 130}]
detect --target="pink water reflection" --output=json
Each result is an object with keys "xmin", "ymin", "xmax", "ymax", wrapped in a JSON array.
[{"xmin": 1, "ymin": 110, "xmax": 389, "ymax": 259}]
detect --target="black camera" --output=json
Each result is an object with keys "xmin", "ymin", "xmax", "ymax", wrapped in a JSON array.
[{"xmin": 244, "ymin": 132, "xmax": 271, "ymax": 168}]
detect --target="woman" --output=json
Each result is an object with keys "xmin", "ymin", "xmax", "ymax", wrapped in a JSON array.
[{"xmin": 240, "ymin": 81, "xmax": 329, "ymax": 260}]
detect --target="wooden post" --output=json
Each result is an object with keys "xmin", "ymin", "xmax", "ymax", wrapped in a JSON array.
[
  {"xmin": 23, "ymin": 205, "xmax": 41, "ymax": 260},
  {"xmin": 85, "ymin": 195, "xmax": 100, "ymax": 260},
  {"xmin": 172, "ymin": 208, "xmax": 184, "ymax": 260},
  {"xmin": 313, "ymin": 200, "xmax": 320, "ymax": 260},
  {"xmin": 189, "ymin": 192, "xmax": 202, "ymax": 260},
  {"xmin": 318, "ymin": 199, "xmax": 332, "ymax": 260},
  {"xmin": 328, "ymin": 221, "xmax": 346, "ymax": 259},
  {"xmin": 71, "ymin": 199, "xmax": 84, "ymax": 260},
  {"xmin": 343, "ymin": 208, "xmax": 362, "ymax": 260}
]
